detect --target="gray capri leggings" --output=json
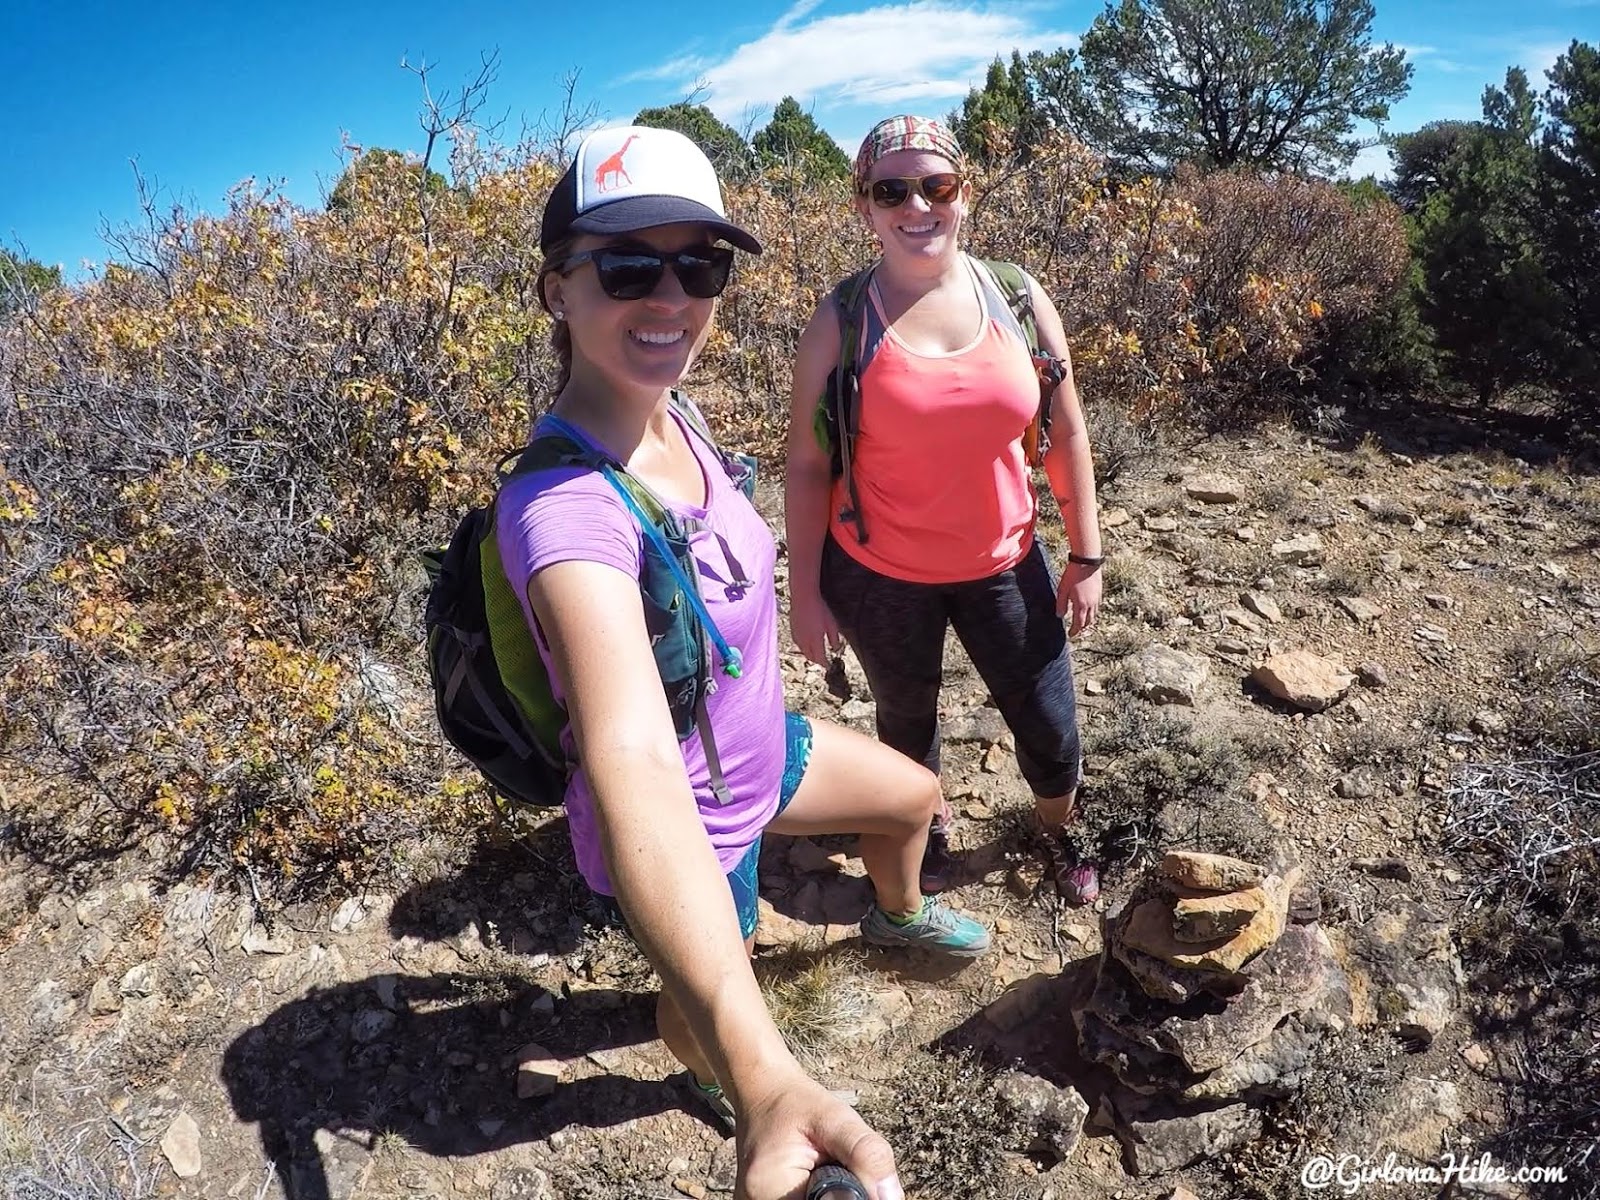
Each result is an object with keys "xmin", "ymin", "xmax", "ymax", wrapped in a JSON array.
[{"xmin": 820, "ymin": 534, "xmax": 1082, "ymax": 797}]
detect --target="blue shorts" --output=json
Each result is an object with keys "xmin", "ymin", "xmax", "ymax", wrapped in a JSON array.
[{"xmin": 594, "ymin": 711, "xmax": 813, "ymax": 940}]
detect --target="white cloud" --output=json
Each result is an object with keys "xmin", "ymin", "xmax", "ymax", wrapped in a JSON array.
[
  {"xmin": 618, "ymin": 52, "xmax": 714, "ymax": 85},
  {"xmin": 775, "ymin": 0, "xmax": 827, "ymax": 31},
  {"xmin": 1519, "ymin": 42, "xmax": 1569, "ymax": 84},
  {"xmin": 1399, "ymin": 44, "xmax": 1469, "ymax": 74},
  {"xmin": 680, "ymin": 1, "xmax": 1079, "ymax": 121}
]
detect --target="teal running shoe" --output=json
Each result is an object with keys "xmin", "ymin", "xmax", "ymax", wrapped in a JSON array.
[{"xmin": 860, "ymin": 899, "xmax": 991, "ymax": 957}]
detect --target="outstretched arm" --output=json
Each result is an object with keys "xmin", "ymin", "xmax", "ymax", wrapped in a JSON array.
[
  {"xmin": 1027, "ymin": 275, "xmax": 1103, "ymax": 636},
  {"xmin": 528, "ymin": 560, "xmax": 900, "ymax": 1200}
]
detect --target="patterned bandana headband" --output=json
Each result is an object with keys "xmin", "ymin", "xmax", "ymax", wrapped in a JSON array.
[{"xmin": 853, "ymin": 115, "xmax": 965, "ymax": 192}]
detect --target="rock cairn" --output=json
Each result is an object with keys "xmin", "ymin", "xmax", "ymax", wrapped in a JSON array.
[{"xmin": 1077, "ymin": 851, "xmax": 1352, "ymax": 1175}]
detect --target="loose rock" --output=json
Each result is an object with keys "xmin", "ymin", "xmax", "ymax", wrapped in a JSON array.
[
  {"xmin": 1357, "ymin": 662, "xmax": 1390, "ymax": 688},
  {"xmin": 160, "ymin": 1112, "xmax": 203, "ymax": 1178},
  {"xmin": 1328, "ymin": 901, "xmax": 1462, "ymax": 1045},
  {"xmin": 119, "ymin": 962, "xmax": 159, "ymax": 998},
  {"xmin": 1128, "ymin": 645, "xmax": 1210, "ymax": 707},
  {"xmin": 1351, "ymin": 857, "xmax": 1412, "ymax": 882},
  {"xmin": 1335, "ymin": 771, "xmax": 1377, "ymax": 800},
  {"xmin": 1173, "ymin": 890, "xmax": 1264, "ymax": 943},
  {"xmin": 88, "ymin": 978, "xmax": 122, "ymax": 1015},
  {"xmin": 1159, "ymin": 852, "xmax": 1266, "ymax": 893},
  {"xmin": 708, "ymin": 1138, "xmax": 739, "ymax": 1190},
  {"xmin": 993, "ymin": 1070, "xmax": 1090, "ymax": 1160},
  {"xmin": 1185, "ymin": 476, "xmax": 1246, "ymax": 504},
  {"xmin": 1241, "ymin": 593, "xmax": 1283, "ymax": 623},
  {"xmin": 515, "ymin": 1044, "xmax": 563, "ymax": 1099},
  {"xmin": 1252, "ymin": 650, "xmax": 1355, "ymax": 712},
  {"xmin": 1270, "ymin": 532, "xmax": 1324, "ymax": 566},
  {"xmin": 1337, "ymin": 597, "xmax": 1385, "ymax": 624}
]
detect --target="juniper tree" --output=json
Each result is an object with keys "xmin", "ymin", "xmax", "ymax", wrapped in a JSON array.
[{"xmin": 1028, "ymin": 0, "xmax": 1411, "ymax": 174}]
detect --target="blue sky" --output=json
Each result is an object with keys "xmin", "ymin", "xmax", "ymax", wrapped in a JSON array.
[{"xmin": 4, "ymin": 0, "xmax": 1597, "ymax": 278}]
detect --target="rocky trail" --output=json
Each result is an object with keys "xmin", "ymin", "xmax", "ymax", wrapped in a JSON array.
[{"xmin": 3, "ymin": 409, "xmax": 1597, "ymax": 1200}]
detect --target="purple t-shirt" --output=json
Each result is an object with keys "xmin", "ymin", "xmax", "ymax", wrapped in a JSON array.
[{"xmin": 495, "ymin": 409, "xmax": 785, "ymax": 896}]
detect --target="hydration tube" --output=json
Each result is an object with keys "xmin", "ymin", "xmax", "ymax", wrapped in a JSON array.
[
  {"xmin": 599, "ymin": 466, "xmax": 743, "ymax": 677},
  {"xmin": 537, "ymin": 413, "xmax": 743, "ymax": 678}
]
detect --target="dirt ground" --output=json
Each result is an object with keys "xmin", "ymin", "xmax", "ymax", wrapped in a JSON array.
[{"xmin": 3, "ymin": 400, "xmax": 1597, "ymax": 1200}]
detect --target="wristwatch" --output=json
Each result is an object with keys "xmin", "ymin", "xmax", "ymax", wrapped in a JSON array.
[{"xmin": 1067, "ymin": 552, "xmax": 1106, "ymax": 569}]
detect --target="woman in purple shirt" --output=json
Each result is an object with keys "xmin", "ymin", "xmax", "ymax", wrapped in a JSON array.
[{"xmin": 505, "ymin": 125, "xmax": 989, "ymax": 1200}]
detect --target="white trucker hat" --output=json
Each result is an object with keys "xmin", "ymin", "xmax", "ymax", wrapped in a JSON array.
[{"xmin": 539, "ymin": 125, "xmax": 762, "ymax": 255}]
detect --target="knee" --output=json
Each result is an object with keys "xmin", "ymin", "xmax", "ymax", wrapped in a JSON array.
[
  {"xmin": 868, "ymin": 755, "xmax": 942, "ymax": 833},
  {"xmin": 1020, "ymin": 724, "xmax": 1081, "ymax": 798},
  {"xmin": 906, "ymin": 764, "xmax": 942, "ymax": 826}
]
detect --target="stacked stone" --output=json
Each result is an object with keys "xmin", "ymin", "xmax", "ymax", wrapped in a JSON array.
[{"xmin": 1076, "ymin": 851, "xmax": 1352, "ymax": 1175}]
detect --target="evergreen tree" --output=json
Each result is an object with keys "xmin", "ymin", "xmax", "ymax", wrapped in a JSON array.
[
  {"xmin": 327, "ymin": 148, "xmax": 448, "ymax": 212},
  {"xmin": 1535, "ymin": 42, "xmax": 1600, "ymax": 406},
  {"xmin": 0, "ymin": 250, "xmax": 61, "ymax": 317},
  {"xmin": 635, "ymin": 103, "xmax": 754, "ymax": 180},
  {"xmin": 752, "ymin": 97, "xmax": 849, "ymax": 180},
  {"xmin": 950, "ymin": 53, "xmax": 1044, "ymax": 163},
  {"xmin": 1030, "ymin": 0, "xmax": 1411, "ymax": 173},
  {"xmin": 1411, "ymin": 70, "xmax": 1562, "ymax": 404},
  {"xmin": 1386, "ymin": 120, "xmax": 1480, "ymax": 212}
]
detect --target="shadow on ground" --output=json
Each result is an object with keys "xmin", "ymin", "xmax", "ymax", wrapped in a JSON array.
[
  {"xmin": 389, "ymin": 815, "xmax": 599, "ymax": 959},
  {"xmin": 221, "ymin": 970, "xmax": 670, "ymax": 1200},
  {"xmin": 1315, "ymin": 392, "xmax": 1596, "ymax": 471},
  {"xmin": 932, "ymin": 952, "xmax": 1109, "ymax": 1097}
]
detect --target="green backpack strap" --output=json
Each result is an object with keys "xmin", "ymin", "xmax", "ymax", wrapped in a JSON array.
[
  {"xmin": 670, "ymin": 389, "xmax": 758, "ymax": 501},
  {"xmin": 975, "ymin": 258, "xmax": 1068, "ymax": 468},
  {"xmin": 977, "ymin": 258, "xmax": 1038, "ymax": 347}
]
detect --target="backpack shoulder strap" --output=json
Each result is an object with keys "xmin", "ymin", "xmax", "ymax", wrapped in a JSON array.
[
  {"xmin": 973, "ymin": 258, "xmax": 1069, "ymax": 469},
  {"xmin": 506, "ymin": 418, "xmax": 678, "ymax": 533},
  {"xmin": 823, "ymin": 265, "xmax": 888, "ymax": 546},
  {"xmin": 832, "ymin": 267, "xmax": 874, "ymax": 372},
  {"xmin": 974, "ymin": 258, "xmax": 1038, "ymax": 350},
  {"xmin": 832, "ymin": 265, "xmax": 891, "ymax": 380},
  {"xmin": 668, "ymin": 390, "xmax": 758, "ymax": 500},
  {"xmin": 668, "ymin": 389, "xmax": 715, "ymax": 445}
]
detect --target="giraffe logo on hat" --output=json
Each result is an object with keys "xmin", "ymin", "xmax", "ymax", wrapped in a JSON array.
[{"xmin": 593, "ymin": 135, "xmax": 639, "ymax": 193}]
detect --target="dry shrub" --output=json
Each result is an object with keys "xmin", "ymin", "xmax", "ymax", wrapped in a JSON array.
[
  {"xmin": 1082, "ymin": 696, "xmax": 1258, "ymax": 860},
  {"xmin": 1447, "ymin": 643, "xmax": 1600, "ymax": 1191},
  {"xmin": 0, "ymin": 128, "xmax": 1417, "ymax": 897},
  {"xmin": 0, "ymin": 152, "xmax": 544, "ymax": 893},
  {"xmin": 0, "ymin": 1107, "xmax": 155, "ymax": 1200},
  {"xmin": 757, "ymin": 949, "xmax": 874, "ymax": 1068},
  {"xmin": 1180, "ymin": 168, "xmax": 1409, "ymax": 418}
]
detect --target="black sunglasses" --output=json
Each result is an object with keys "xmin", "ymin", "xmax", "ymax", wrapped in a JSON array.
[
  {"xmin": 555, "ymin": 245, "xmax": 734, "ymax": 300},
  {"xmin": 862, "ymin": 172, "xmax": 964, "ymax": 209}
]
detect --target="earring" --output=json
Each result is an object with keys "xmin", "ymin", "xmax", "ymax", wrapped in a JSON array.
[{"xmin": 552, "ymin": 311, "xmax": 566, "ymax": 321}]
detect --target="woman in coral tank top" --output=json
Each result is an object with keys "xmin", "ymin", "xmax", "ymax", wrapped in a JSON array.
[{"xmin": 784, "ymin": 115, "xmax": 1107, "ymax": 904}]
